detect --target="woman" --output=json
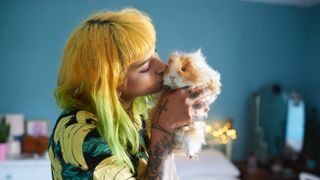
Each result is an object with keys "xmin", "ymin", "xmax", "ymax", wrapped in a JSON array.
[{"xmin": 48, "ymin": 8, "xmax": 209, "ymax": 179}]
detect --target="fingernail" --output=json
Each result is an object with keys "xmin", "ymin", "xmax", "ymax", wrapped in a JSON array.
[
  {"xmin": 183, "ymin": 85, "xmax": 190, "ymax": 90},
  {"xmin": 189, "ymin": 92, "xmax": 200, "ymax": 99},
  {"xmin": 192, "ymin": 103, "xmax": 203, "ymax": 110}
]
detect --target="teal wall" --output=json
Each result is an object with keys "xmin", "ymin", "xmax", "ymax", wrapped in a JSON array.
[
  {"xmin": 304, "ymin": 5, "xmax": 320, "ymax": 112},
  {"xmin": 0, "ymin": 0, "xmax": 319, "ymax": 161}
]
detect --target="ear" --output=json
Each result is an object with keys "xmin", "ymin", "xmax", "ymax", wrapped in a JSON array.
[
  {"xmin": 196, "ymin": 48, "xmax": 202, "ymax": 55},
  {"xmin": 171, "ymin": 50, "xmax": 182, "ymax": 57},
  {"xmin": 194, "ymin": 48, "xmax": 205, "ymax": 62}
]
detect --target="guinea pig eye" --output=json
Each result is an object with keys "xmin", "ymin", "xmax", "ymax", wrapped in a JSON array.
[{"xmin": 181, "ymin": 67, "xmax": 186, "ymax": 72}]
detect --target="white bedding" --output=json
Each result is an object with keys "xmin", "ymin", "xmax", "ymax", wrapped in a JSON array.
[{"xmin": 175, "ymin": 149, "xmax": 240, "ymax": 180}]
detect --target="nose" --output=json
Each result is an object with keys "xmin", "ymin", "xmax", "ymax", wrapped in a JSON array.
[
  {"xmin": 170, "ymin": 76, "xmax": 175, "ymax": 80},
  {"xmin": 155, "ymin": 58, "xmax": 168, "ymax": 75}
]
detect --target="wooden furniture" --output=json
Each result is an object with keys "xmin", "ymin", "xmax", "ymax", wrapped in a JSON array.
[{"xmin": 234, "ymin": 160, "xmax": 320, "ymax": 180}]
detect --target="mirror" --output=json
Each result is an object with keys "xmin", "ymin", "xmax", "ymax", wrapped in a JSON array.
[
  {"xmin": 284, "ymin": 92, "xmax": 305, "ymax": 160},
  {"xmin": 248, "ymin": 84, "xmax": 306, "ymax": 164}
]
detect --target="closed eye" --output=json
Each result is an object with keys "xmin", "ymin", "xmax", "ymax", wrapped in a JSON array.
[
  {"xmin": 140, "ymin": 67, "xmax": 150, "ymax": 73},
  {"xmin": 140, "ymin": 62, "xmax": 151, "ymax": 73},
  {"xmin": 138, "ymin": 51, "xmax": 157, "ymax": 73}
]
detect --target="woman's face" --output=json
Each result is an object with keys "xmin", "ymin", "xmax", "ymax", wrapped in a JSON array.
[{"xmin": 118, "ymin": 47, "xmax": 167, "ymax": 100}]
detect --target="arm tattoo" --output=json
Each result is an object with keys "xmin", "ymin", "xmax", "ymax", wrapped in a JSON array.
[
  {"xmin": 182, "ymin": 85, "xmax": 190, "ymax": 90},
  {"xmin": 151, "ymin": 98, "xmax": 175, "ymax": 137},
  {"xmin": 147, "ymin": 133, "xmax": 174, "ymax": 180},
  {"xmin": 147, "ymin": 98, "xmax": 176, "ymax": 179},
  {"xmin": 159, "ymin": 98, "xmax": 169, "ymax": 113},
  {"xmin": 152, "ymin": 124, "xmax": 175, "ymax": 137}
]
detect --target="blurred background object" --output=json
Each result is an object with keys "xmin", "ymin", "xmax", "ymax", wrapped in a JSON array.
[
  {"xmin": 0, "ymin": 117, "xmax": 10, "ymax": 161},
  {"xmin": 205, "ymin": 119, "xmax": 237, "ymax": 160}
]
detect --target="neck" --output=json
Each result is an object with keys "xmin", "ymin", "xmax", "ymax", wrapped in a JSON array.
[{"xmin": 120, "ymin": 94, "xmax": 134, "ymax": 111}]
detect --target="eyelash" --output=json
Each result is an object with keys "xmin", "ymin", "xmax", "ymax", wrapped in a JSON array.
[
  {"xmin": 140, "ymin": 66, "xmax": 150, "ymax": 73},
  {"xmin": 140, "ymin": 51, "xmax": 158, "ymax": 73}
]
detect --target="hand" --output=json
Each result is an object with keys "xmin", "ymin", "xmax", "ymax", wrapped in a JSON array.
[{"xmin": 151, "ymin": 86, "xmax": 211, "ymax": 134}]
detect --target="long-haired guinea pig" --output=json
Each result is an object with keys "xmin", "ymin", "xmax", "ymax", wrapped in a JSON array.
[{"xmin": 163, "ymin": 49, "xmax": 221, "ymax": 159}]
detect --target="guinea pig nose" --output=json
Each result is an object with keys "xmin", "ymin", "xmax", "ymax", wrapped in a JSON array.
[{"xmin": 170, "ymin": 76, "xmax": 175, "ymax": 80}]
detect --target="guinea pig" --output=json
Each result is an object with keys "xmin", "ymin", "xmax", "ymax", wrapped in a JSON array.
[{"xmin": 163, "ymin": 49, "xmax": 221, "ymax": 159}]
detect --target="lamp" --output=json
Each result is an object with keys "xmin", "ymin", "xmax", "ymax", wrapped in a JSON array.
[{"xmin": 205, "ymin": 120, "xmax": 237, "ymax": 159}]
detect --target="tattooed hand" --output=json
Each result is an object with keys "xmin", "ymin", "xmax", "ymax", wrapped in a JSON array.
[
  {"xmin": 151, "ymin": 86, "xmax": 211, "ymax": 133},
  {"xmin": 146, "ymin": 86, "xmax": 211, "ymax": 180}
]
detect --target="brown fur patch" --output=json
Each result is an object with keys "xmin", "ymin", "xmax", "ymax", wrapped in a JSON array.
[
  {"xmin": 177, "ymin": 56, "xmax": 200, "ymax": 83},
  {"xmin": 206, "ymin": 80, "xmax": 221, "ymax": 95}
]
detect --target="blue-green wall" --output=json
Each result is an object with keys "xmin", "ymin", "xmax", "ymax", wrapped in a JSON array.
[
  {"xmin": 304, "ymin": 5, "xmax": 320, "ymax": 111},
  {"xmin": 0, "ymin": 0, "xmax": 319, "ymax": 161}
]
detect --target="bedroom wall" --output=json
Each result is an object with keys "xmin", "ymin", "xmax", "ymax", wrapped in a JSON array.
[
  {"xmin": 0, "ymin": 0, "xmax": 317, "ymax": 161},
  {"xmin": 304, "ymin": 5, "xmax": 320, "ymax": 113}
]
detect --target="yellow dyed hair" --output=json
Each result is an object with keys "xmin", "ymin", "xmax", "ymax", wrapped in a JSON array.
[{"xmin": 55, "ymin": 8, "xmax": 156, "ymax": 171}]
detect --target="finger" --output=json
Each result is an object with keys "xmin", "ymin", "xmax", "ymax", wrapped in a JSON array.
[
  {"xmin": 182, "ymin": 85, "xmax": 191, "ymax": 90},
  {"xmin": 188, "ymin": 86, "xmax": 213, "ymax": 99},
  {"xmin": 193, "ymin": 100, "xmax": 210, "ymax": 109},
  {"xmin": 177, "ymin": 121, "xmax": 192, "ymax": 130},
  {"xmin": 189, "ymin": 92, "xmax": 201, "ymax": 100},
  {"xmin": 191, "ymin": 113, "xmax": 205, "ymax": 121},
  {"xmin": 191, "ymin": 106, "xmax": 207, "ymax": 121},
  {"xmin": 180, "ymin": 86, "xmax": 203, "ymax": 97},
  {"xmin": 192, "ymin": 102, "xmax": 205, "ymax": 110},
  {"xmin": 187, "ymin": 90, "xmax": 211, "ymax": 105}
]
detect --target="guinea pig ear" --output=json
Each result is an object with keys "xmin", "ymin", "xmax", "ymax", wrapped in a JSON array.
[
  {"xmin": 171, "ymin": 50, "xmax": 182, "ymax": 56},
  {"xmin": 194, "ymin": 48, "xmax": 206, "ymax": 61},
  {"xmin": 196, "ymin": 48, "xmax": 202, "ymax": 55}
]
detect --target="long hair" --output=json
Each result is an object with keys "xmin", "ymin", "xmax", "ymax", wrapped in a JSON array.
[{"xmin": 55, "ymin": 8, "xmax": 156, "ymax": 170}]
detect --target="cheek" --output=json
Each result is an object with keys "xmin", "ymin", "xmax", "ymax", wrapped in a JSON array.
[
  {"xmin": 126, "ymin": 73, "xmax": 160, "ymax": 95},
  {"xmin": 127, "ymin": 73, "xmax": 150, "ymax": 87}
]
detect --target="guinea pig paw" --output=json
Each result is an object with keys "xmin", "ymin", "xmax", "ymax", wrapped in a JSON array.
[{"xmin": 187, "ymin": 155, "xmax": 199, "ymax": 160}]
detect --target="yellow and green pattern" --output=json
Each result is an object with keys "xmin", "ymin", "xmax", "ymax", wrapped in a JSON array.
[{"xmin": 48, "ymin": 109, "xmax": 149, "ymax": 179}]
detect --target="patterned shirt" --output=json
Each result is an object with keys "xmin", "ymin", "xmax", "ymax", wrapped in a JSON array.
[{"xmin": 48, "ymin": 109, "xmax": 150, "ymax": 180}]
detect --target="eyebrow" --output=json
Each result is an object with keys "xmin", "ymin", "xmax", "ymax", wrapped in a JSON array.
[
  {"xmin": 136, "ymin": 49, "xmax": 158, "ymax": 68},
  {"xmin": 137, "ymin": 58, "xmax": 151, "ymax": 68}
]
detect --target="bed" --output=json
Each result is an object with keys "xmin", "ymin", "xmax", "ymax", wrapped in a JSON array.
[{"xmin": 175, "ymin": 149, "xmax": 240, "ymax": 180}]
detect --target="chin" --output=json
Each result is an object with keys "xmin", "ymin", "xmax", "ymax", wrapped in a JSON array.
[
  {"xmin": 148, "ymin": 87, "xmax": 163, "ymax": 95},
  {"xmin": 154, "ymin": 82, "xmax": 165, "ymax": 92},
  {"xmin": 144, "ymin": 83, "xmax": 164, "ymax": 95}
]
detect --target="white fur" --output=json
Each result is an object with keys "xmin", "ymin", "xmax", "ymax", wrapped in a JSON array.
[
  {"xmin": 162, "ymin": 154, "xmax": 179, "ymax": 180},
  {"xmin": 175, "ymin": 121, "xmax": 207, "ymax": 158}
]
